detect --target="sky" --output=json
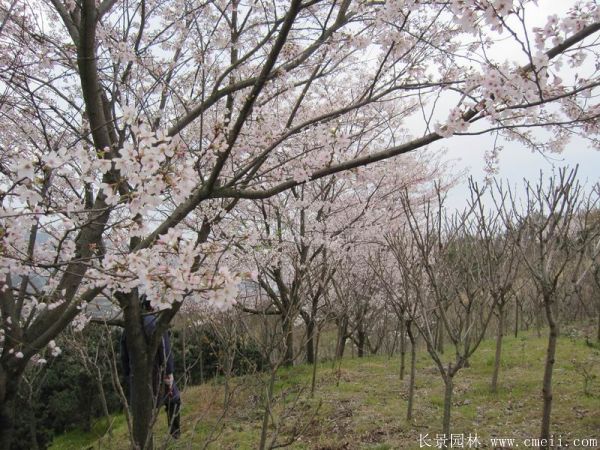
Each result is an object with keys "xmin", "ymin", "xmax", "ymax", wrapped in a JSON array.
[
  {"xmin": 440, "ymin": 133, "xmax": 600, "ymax": 212},
  {"xmin": 415, "ymin": 0, "xmax": 600, "ymax": 211}
]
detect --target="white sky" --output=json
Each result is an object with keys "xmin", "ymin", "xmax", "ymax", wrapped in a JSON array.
[
  {"xmin": 413, "ymin": 0, "xmax": 600, "ymax": 211},
  {"xmin": 438, "ymin": 134, "xmax": 600, "ymax": 211}
]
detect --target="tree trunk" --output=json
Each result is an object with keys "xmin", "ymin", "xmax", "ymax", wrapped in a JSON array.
[
  {"xmin": 406, "ymin": 322, "xmax": 416, "ymax": 422},
  {"xmin": 0, "ymin": 365, "xmax": 17, "ymax": 450},
  {"xmin": 514, "ymin": 300, "xmax": 520, "ymax": 338},
  {"xmin": 27, "ymin": 401, "xmax": 39, "ymax": 450},
  {"xmin": 95, "ymin": 366, "xmax": 111, "ymax": 422},
  {"xmin": 123, "ymin": 300, "xmax": 157, "ymax": 450},
  {"xmin": 129, "ymin": 351, "xmax": 156, "ymax": 449},
  {"xmin": 491, "ymin": 305, "xmax": 504, "ymax": 393},
  {"xmin": 535, "ymin": 304, "xmax": 543, "ymax": 338},
  {"xmin": 335, "ymin": 318, "xmax": 348, "ymax": 359},
  {"xmin": 305, "ymin": 318, "xmax": 315, "ymax": 365},
  {"xmin": 442, "ymin": 374, "xmax": 454, "ymax": 445},
  {"xmin": 259, "ymin": 369, "xmax": 277, "ymax": 450},
  {"xmin": 223, "ymin": 351, "xmax": 234, "ymax": 411},
  {"xmin": 282, "ymin": 314, "xmax": 294, "ymax": 367},
  {"xmin": 597, "ymin": 303, "xmax": 600, "ymax": 343},
  {"xmin": 356, "ymin": 329, "xmax": 366, "ymax": 358},
  {"xmin": 310, "ymin": 327, "xmax": 321, "ymax": 398},
  {"xmin": 540, "ymin": 297, "xmax": 559, "ymax": 450},
  {"xmin": 399, "ymin": 320, "xmax": 406, "ymax": 380},
  {"xmin": 436, "ymin": 321, "xmax": 444, "ymax": 354}
]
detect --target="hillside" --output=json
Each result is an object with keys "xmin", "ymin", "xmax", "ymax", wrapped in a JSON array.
[{"xmin": 51, "ymin": 330, "xmax": 600, "ymax": 450}]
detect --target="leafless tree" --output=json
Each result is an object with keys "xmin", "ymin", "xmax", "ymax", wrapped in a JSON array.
[
  {"xmin": 375, "ymin": 231, "xmax": 423, "ymax": 422},
  {"xmin": 498, "ymin": 169, "xmax": 600, "ymax": 449},
  {"xmin": 469, "ymin": 180, "xmax": 522, "ymax": 392},
  {"xmin": 399, "ymin": 188, "xmax": 497, "ymax": 442}
]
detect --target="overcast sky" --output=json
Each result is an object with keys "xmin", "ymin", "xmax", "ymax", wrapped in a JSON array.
[
  {"xmin": 414, "ymin": 0, "xmax": 600, "ymax": 211},
  {"xmin": 439, "ymin": 134, "xmax": 600, "ymax": 211}
]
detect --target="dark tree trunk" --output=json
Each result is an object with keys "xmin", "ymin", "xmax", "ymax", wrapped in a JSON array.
[
  {"xmin": 310, "ymin": 327, "xmax": 321, "ymax": 398},
  {"xmin": 356, "ymin": 329, "xmax": 366, "ymax": 358},
  {"xmin": 406, "ymin": 321, "xmax": 416, "ymax": 421},
  {"xmin": 305, "ymin": 318, "xmax": 315, "ymax": 365},
  {"xmin": 27, "ymin": 402, "xmax": 39, "ymax": 450},
  {"xmin": 335, "ymin": 318, "xmax": 348, "ymax": 359},
  {"xmin": 129, "ymin": 354, "xmax": 156, "ymax": 449},
  {"xmin": 122, "ymin": 300, "xmax": 158, "ymax": 450},
  {"xmin": 540, "ymin": 296, "xmax": 559, "ymax": 450},
  {"xmin": 399, "ymin": 320, "xmax": 406, "ymax": 380},
  {"xmin": 491, "ymin": 304, "xmax": 504, "ymax": 393},
  {"xmin": 514, "ymin": 300, "xmax": 520, "ymax": 338},
  {"xmin": 0, "ymin": 365, "xmax": 18, "ymax": 450}
]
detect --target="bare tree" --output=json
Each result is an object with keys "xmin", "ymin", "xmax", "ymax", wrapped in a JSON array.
[
  {"xmin": 469, "ymin": 180, "xmax": 521, "ymax": 392},
  {"xmin": 399, "ymin": 188, "xmax": 497, "ymax": 443},
  {"xmin": 498, "ymin": 169, "xmax": 600, "ymax": 449},
  {"xmin": 375, "ymin": 231, "xmax": 423, "ymax": 422}
]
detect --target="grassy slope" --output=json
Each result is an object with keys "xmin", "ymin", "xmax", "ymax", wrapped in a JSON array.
[{"xmin": 51, "ymin": 329, "xmax": 600, "ymax": 450}]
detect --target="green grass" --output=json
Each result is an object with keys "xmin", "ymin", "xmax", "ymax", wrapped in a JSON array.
[{"xmin": 50, "ymin": 328, "xmax": 600, "ymax": 450}]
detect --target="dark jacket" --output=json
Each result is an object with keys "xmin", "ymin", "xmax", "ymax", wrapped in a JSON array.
[{"xmin": 121, "ymin": 314, "xmax": 180, "ymax": 404}]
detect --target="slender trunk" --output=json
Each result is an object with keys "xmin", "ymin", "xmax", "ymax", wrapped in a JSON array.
[
  {"xmin": 514, "ymin": 301, "xmax": 520, "ymax": 338},
  {"xmin": 387, "ymin": 323, "xmax": 399, "ymax": 358},
  {"xmin": 282, "ymin": 314, "xmax": 294, "ymax": 367},
  {"xmin": 95, "ymin": 366, "xmax": 111, "ymax": 422},
  {"xmin": 596, "ymin": 303, "xmax": 600, "ymax": 343},
  {"xmin": 182, "ymin": 327, "xmax": 188, "ymax": 386},
  {"xmin": 491, "ymin": 305, "xmax": 504, "ymax": 393},
  {"xmin": 199, "ymin": 331, "xmax": 204, "ymax": 384},
  {"xmin": 223, "ymin": 352, "xmax": 233, "ymax": 411},
  {"xmin": 406, "ymin": 322, "xmax": 416, "ymax": 422},
  {"xmin": 306, "ymin": 319, "xmax": 315, "ymax": 365},
  {"xmin": 399, "ymin": 320, "xmax": 406, "ymax": 380},
  {"xmin": 259, "ymin": 369, "xmax": 277, "ymax": 450},
  {"xmin": 442, "ymin": 374, "xmax": 454, "ymax": 444},
  {"xmin": 310, "ymin": 327, "xmax": 321, "ymax": 398},
  {"xmin": 540, "ymin": 296, "xmax": 559, "ymax": 450}
]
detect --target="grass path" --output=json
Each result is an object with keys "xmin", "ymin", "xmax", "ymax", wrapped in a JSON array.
[{"xmin": 51, "ymin": 330, "xmax": 600, "ymax": 449}]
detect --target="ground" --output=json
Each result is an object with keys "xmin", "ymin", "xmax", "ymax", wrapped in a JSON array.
[{"xmin": 50, "ymin": 327, "xmax": 600, "ymax": 449}]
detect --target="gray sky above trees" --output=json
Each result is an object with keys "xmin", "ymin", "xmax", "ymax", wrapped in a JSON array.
[
  {"xmin": 442, "ymin": 133, "xmax": 600, "ymax": 211},
  {"xmin": 413, "ymin": 0, "xmax": 600, "ymax": 211}
]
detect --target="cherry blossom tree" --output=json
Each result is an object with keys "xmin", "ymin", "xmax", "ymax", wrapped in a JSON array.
[
  {"xmin": 1, "ymin": 0, "xmax": 600, "ymax": 447},
  {"xmin": 237, "ymin": 148, "xmax": 437, "ymax": 365}
]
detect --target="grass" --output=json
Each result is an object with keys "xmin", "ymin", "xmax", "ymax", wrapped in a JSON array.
[{"xmin": 50, "ymin": 327, "xmax": 600, "ymax": 450}]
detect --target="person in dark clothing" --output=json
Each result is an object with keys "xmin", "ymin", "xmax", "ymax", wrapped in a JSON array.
[{"xmin": 121, "ymin": 296, "xmax": 181, "ymax": 439}]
